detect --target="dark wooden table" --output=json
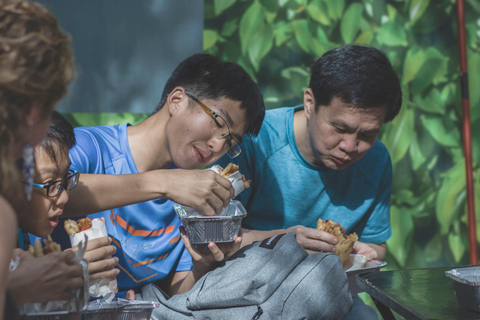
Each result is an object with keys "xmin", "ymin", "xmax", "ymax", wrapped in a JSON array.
[{"xmin": 356, "ymin": 266, "xmax": 480, "ymax": 320}]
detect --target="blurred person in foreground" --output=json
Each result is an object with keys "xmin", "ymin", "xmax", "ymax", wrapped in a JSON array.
[
  {"xmin": 9, "ymin": 111, "xmax": 118, "ymax": 306},
  {"xmin": 0, "ymin": 0, "xmax": 81, "ymax": 318},
  {"xmin": 54, "ymin": 53, "xmax": 266, "ymax": 298},
  {"xmin": 216, "ymin": 44, "xmax": 402, "ymax": 319}
]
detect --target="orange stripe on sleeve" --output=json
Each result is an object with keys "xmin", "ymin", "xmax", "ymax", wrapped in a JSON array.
[
  {"xmin": 169, "ymin": 236, "xmax": 181, "ymax": 244},
  {"xmin": 113, "ymin": 214, "xmax": 177, "ymax": 237},
  {"xmin": 116, "ymin": 264, "xmax": 158, "ymax": 283}
]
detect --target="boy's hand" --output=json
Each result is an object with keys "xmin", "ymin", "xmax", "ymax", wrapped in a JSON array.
[
  {"xmin": 8, "ymin": 250, "xmax": 84, "ymax": 305},
  {"xmin": 71, "ymin": 236, "xmax": 119, "ymax": 280},
  {"xmin": 180, "ymin": 226, "xmax": 242, "ymax": 274},
  {"xmin": 161, "ymin": 169, "xmax": 235, "ymax": 216}
]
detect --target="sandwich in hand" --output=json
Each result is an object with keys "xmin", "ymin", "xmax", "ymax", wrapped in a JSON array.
[
  {"xmin": 316, "ymin": 218, "xmax": 358, "ymax": 267},
  {"xmin": 217, "ymin": 163, "xmax": 250, "ymax": 190},
  {"xmin": 64, "ymin": 217, "xmax": 105, "ymax": 236}
]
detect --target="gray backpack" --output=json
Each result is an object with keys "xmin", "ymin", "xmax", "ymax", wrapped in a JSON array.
[{"xmin": 138, "ymin": 232, "xmax": 352, "ymax": 320}]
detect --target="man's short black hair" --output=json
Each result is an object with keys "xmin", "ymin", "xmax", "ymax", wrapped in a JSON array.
[
  {"xmin": 309, "ymin": 44, "xmax": 402, "ymax": 122},
  {"xmin": 37, "ymin": 111, "xmax": 76, "ymax": 164},
  {"xmin": 154, "ymin": 53, "xmax": 265, "ymax": 136}
]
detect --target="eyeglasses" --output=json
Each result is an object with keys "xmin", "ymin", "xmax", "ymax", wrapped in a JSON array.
[
  {"xmin": 31, "ymin": 169, "xmax": 79, "ymax": 198},
  {"xmin": 185, "ymin": 91, "xmax": 241, "ymax": 158}
]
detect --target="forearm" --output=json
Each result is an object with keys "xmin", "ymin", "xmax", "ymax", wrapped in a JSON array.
[
  {"xmin": 241, "ymin": 228, "xmax": 289, "ymax": 248},
  {"xmin": 64, "ymin": 172, "xmax": 168, "ymax": 217},
  {"xmin": 166, "ymin": 267, "xmax": 208, "ymax": 296}
]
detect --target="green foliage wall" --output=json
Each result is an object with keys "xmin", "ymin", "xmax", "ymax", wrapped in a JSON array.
[{"xmin": 204, "ymin": 0, "xmax": 480, "ymax": 269}]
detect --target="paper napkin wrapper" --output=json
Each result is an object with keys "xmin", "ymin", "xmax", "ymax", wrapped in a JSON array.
[
  {"xmin": 70, "ymin": 218, "xmax": 118, "ymax": 302},
  {"xmin": 210, "ymin": 165, "xmax": 245, "ymax": 197}
]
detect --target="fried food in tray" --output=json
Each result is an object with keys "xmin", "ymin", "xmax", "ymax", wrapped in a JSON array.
[
  {"xmin": 316, "ymin": 218, "xmax": 358, "ymax": 267},
  {"xmin": 27, "ymin": 235, "xmax": 62, "ymax": 258}
]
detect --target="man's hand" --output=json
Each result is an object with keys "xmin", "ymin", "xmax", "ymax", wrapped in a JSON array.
[
  {"xmin": 8, "ymin": 250, "xmax": 84, "ymax": 305},
  {"xmin": 72, "ymin": 237, "xmax": 119, "ymax": 280},
  {"xmin": 161, "ymin": 169, "xmax": 235, "ymax": 216},
  {"xmin": 352, "ymin": 241, "xmax": 386, "ymax": 261},
  {"xmin": 285, "ymin": 225, "xmax": 338, "ymax": 253},
  {"xmin": 180, "ymin": 226, "xmax": 242, "ymax": 274}
]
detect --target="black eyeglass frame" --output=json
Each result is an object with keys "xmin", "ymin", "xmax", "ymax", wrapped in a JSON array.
[
  {"xmin": 185, "ymin": 91, "xmax": 241, "ymax": 158},
  {"xmin": 31, "ymin": 169, "xmax": 79, "ymax": 198}
]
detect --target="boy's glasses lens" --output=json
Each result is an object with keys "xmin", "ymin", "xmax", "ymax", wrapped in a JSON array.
[{"xmin": 47, "ymin": 171, "xmax": 79, "ymax": 197}]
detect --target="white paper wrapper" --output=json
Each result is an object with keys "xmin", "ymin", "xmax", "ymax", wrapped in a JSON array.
[
  {"xmin": 70, "ymin": 218, "xmax": 118, "ymax": 302},
  {"xmin": 344, "ymin": 254, "xmax": 367, "ymax": 272},
  {"xmin": 209, "ymin": 165, "xmax": 245, "ymax": 197}
]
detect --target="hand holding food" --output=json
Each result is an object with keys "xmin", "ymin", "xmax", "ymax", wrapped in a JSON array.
[
  {"xmin": 211, "ymin": 163, "xmax": 250, "ymax": 195},
  {"xmin": 316, "ymin": 218, "xmax": 358, "ymax": 267},
  {"xmin": 8, "ymin": 241, "xmax": 84, "ymax": 305}
]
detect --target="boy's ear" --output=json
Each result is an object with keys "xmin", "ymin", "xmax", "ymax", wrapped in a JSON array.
[
  {"xmin": 167, "ymin": 87, "xmax": 187, "ymax": 116},
  {"xmin": 304, "ymin": 88, "xmax": 316, "ymax": 120}
]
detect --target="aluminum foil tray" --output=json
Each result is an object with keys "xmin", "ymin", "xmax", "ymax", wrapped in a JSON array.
[
  {"xmin": 345, "ymin": 254, "xmax": 387, "ymax": 294},
  {"xmin": 174, "ymin": 200, "xmax": 247, "ymax": 244},
  {"xmin": 446, "ymin": 266, "xmax": 480, "ymax": 312},
  {"xmin": 81, "ymin": 298, "xmax": 159, "ymax": 320}
]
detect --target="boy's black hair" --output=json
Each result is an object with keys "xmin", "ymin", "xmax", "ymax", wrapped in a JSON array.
[
  {"xmin": 37, "ymin": 111, "xmax": 76, "ymax": 164},
  {"xmin": 154, "ymin": 53, "xmax": 265, "ymax": 136},
  {"xmin": 309, "ymin": 44, "xmax": 402, "ymax": 122}
]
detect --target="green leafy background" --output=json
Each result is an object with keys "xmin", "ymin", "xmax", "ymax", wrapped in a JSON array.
[
  {"xmin": 203, "ymin": 0, "xmax": 480, "ymax": 317},
  {"xmin": 63, "ymin": 0, "xmax": 479, "ymax": 317}
]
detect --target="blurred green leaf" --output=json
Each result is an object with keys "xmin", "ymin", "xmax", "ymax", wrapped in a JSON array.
[
  {"xmin": 436, "ymin": 162, "xmax": 466, "ymax": 235},
  {"xmin": 340, "ymin": 3, "xmax": 363, "ymax": 43},
  {"xmin": 376, "ymin": 21, "xmax": 407, "ymax": 46},
  {"xmin": 248, "ymin": 23, "xmax": 274, "ymax": 71},
  {"xmin": 403, "ymin": 46, "xmax": 425, "ymax": 85},
  {"xmin": 214, "ymin": 0, "xmax": 236, "ymax": 16},
  {"xmin": 468, "ymin": 50, "xmax": 480, "ymax": 122},
  {"xmin": 273, "ymin": 21, "xmax": 293, "ymax": 47},
  {"xmin": 326, "ymin": 0, "xmax": 345, "ymax": 21},
  {"xmin": 204, "ymin": 30, "xmax": 219, "ymax": 51},
  {"xmin": 221, "ymin": 18, "xmax": 239, "ymax": 37},
  {"xmin": 387, "ymin": 205, "xmax": 414, "ymax": 267},
  {"xmin": 424, "ymin": 233, "xmax": 442, "ymax": 262},
  {"xmin": 413, "ymin": 88, "xmax": 446, "ymax": 115},
  {"xmin": 449, "ymin": 232, "xmax": 466, "ymax": 263},
  {"xmin": 420, "ymin": 114, "xmax": 460, "ymax": 147},
  {"xmin": 409, "ymin": 132, "xmax": 427, "ymax": 170},
  {"xmin": 381, "ymin": 106, "xmax": 414, "ymax": 165},
  {"xmin": 306, "ymin": 0, "xmax": 331, "ymax": 26},
  {"xmin": 239, "ymin": 1, "xmax": 265, "ymax": 55},
  {"xmin": 281, "ymin": 66, "xmax": 309, "ymax": 96},
  {"xmin": 65, "ymin": 113, "xmax": 148, "ymax": 128},
  {"xmin": 409, "ymin": 0, "xmax": 430, "ymax": 25}
]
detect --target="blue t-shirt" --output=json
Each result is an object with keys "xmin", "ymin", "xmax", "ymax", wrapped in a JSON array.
[
  {"xmin": 217, "ymin": 106, "xmax": 392, "ymax": 244},
  {"xmin": 67, "ymin": 123, "xmax": 193, "ymax": 295}
]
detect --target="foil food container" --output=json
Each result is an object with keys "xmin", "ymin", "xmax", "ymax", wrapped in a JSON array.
[
  {"xmin": 345, "ymin": 254, "xmax": 387, "ymax": 294},
  {"xmin": 173, "ymin": 200, "xmax": 247, "ymax": 244},
  {"xmin": 445, "ymin": 266, "xmax": 480, "ymax": 312},
  {"xmin": 81, "ymin": 298, "xmax": 159, "ymax": 320}
]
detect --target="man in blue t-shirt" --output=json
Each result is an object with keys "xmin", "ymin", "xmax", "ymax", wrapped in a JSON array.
[
  {"xmin": 59, "ymin": 54, "xmax": 265, "ymax": 298},
  {"xmin": 217, "ymin": 44, "xmax": 403, "ymax": 319}
]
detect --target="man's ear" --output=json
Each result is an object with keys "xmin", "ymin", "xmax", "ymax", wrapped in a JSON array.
[
  {"xmin": 167, "ymin": 87, "xmax": 187, "ymax": 116},
  {"xmin": 304, "ymin": 88, "xmax": 316, "ymax": 120}
]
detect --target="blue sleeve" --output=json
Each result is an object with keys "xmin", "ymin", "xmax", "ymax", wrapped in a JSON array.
[{"xmin": 69, "ymin": 127, "xmax": 101, "ymax": 174}]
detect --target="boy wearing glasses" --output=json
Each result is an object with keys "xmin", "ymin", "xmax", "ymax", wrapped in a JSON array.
[
  {"xmin": 10, "ymin": 111, "xmax": 118, "ymax": 305},
  {"xmin": 57, "ymin": 54, "xmax": 265, "ymax": 298}
]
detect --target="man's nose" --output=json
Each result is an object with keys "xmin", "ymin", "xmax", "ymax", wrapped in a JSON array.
[
  {"xmin": 208, "ymin": 136, "xmax": 226, "ymax": 154},
  {"xmin": 338, "ymin": 135, "xmax": 358, "ymax": 154}
]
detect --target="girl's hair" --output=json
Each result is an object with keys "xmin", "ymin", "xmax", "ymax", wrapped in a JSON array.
[{"xmin": 0, "ymin": 0, "xmax": 75, "ymax": 198}]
